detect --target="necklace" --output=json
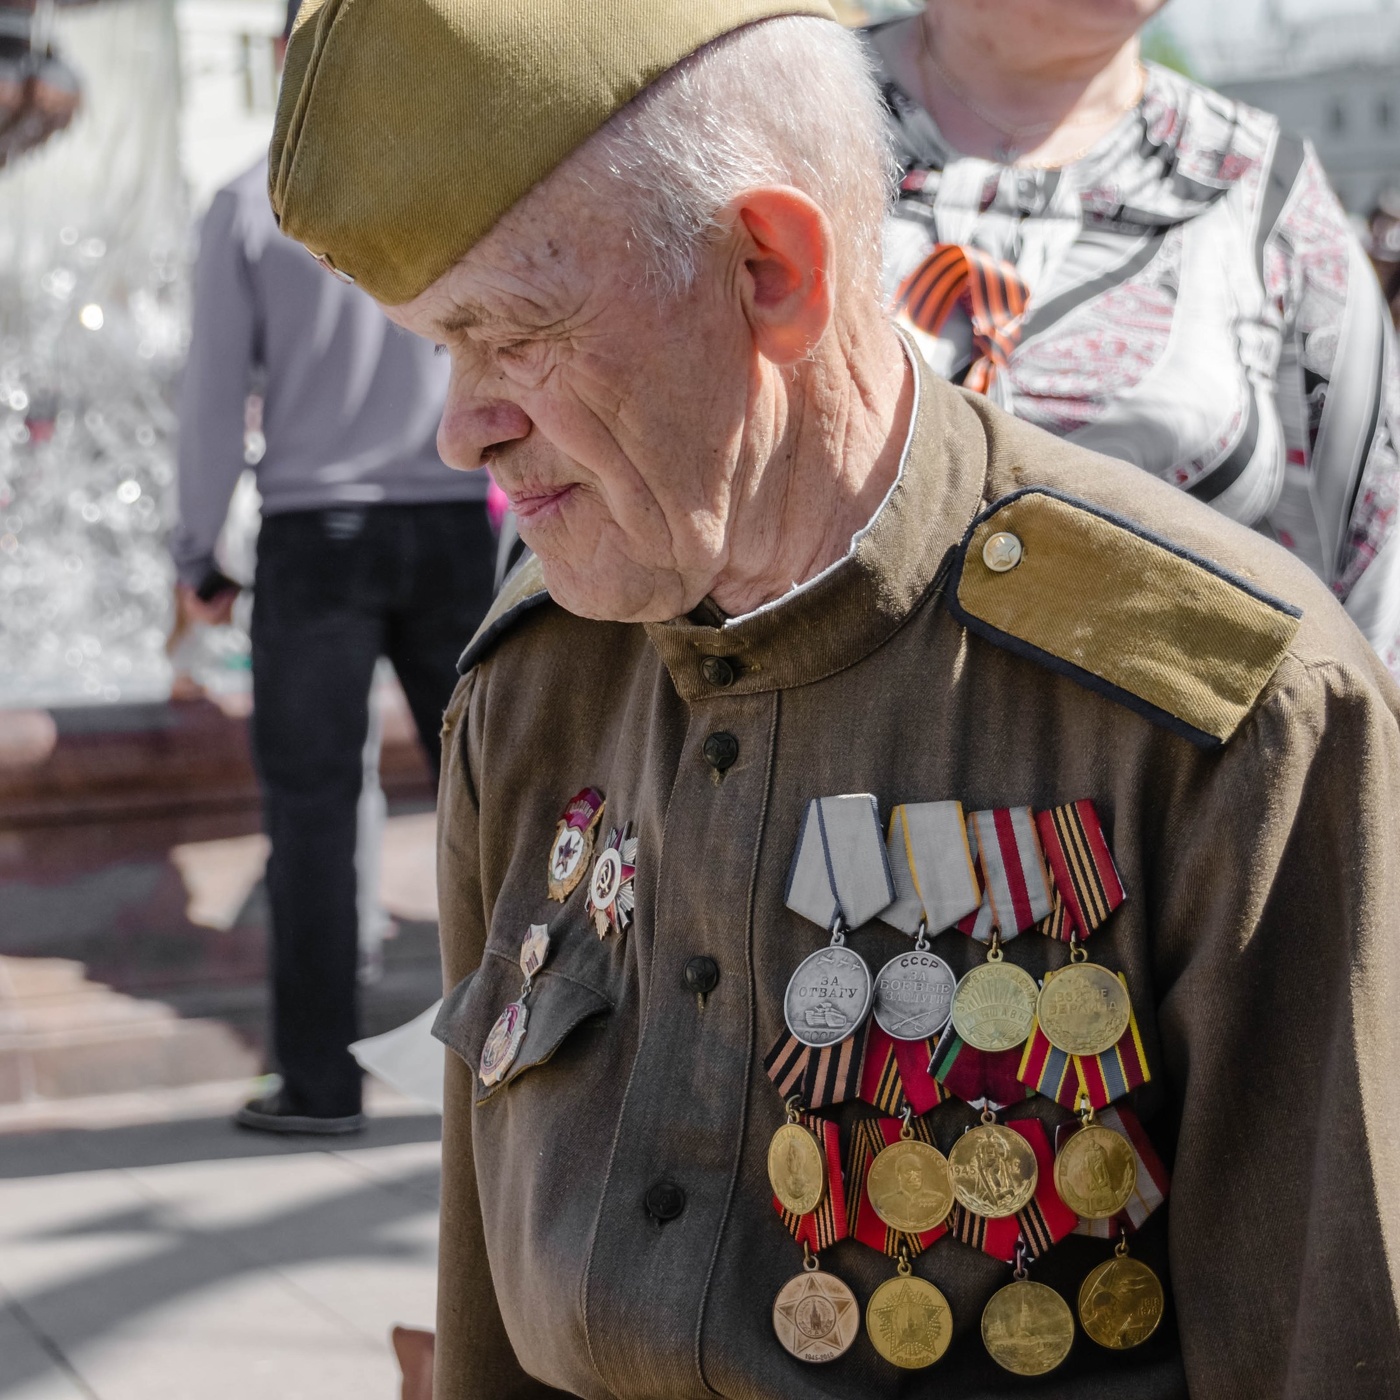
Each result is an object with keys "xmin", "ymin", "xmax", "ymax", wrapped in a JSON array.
[{"xmin": 918, "ymin": 26, "xmax": 1146, "ymax": 169}]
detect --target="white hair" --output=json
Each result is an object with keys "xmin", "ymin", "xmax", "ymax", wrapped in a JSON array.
[{"xmin": 578, "ymin": 16, "xmax": 896, "ymax": 300}]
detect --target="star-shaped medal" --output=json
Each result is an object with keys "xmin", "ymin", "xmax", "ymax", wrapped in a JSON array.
[{"xmin": 586, "ymin": 822, "xmax": 638, "ymax": 939}]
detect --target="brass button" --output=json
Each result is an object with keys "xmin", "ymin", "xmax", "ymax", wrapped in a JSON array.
[
  {"xmin": 702, "ymin": 732, "xmax": 739, "ymax": 772},
  {"xmin": 982, "ymin": 531, "xmax": 1023, "ymax": 573},
  {"xmin": 700, "ymin": 655, "xmax": 736, "ymax": 687}
]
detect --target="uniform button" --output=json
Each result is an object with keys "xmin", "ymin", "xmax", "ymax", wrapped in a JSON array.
[
  {"xmin": 982, "ymin": 531, "xmax": 1024, "ymax": 573},
  {"xmin": 701, "ymin": 655, "xmax": 736, "ymax": 687},
  {"xmin": 645, "ymin": 1181, "xmax": 686, "ymax": 1222},
  {"xmin": 703, "ymin": 731, "xmax": 739, "ymax": 771},
  {"xmin": 684, "ymin": 956, "xmax": 720, "ymax": 995}
]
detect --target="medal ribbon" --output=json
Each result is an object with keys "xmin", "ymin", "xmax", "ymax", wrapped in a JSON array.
[
  {"xmin": 765, "ymin": 1021, "xmax": 869, "ymax": 1111},
  {"xmin": 946, "ymin": 1118, "xmax": 1076, "ymax": 1262},
  {"xmin": 773, "ymin": 1112, "xmax": 850, "ymax": 1249},
  {"xmin": 1065, "ymin": 1105, "xmax": 1171, "ymax": 1239},
  {"xmin": 858, "ymin": 1023, "xmax": 946, "ymax": 1117},
  {"xmin": 880, "ymin": 801, "xmax": 981, "ymax": 936},
  {"xmin": 785, "ymin": 794, "xmax": 894, "ymax": 933},
  {"xmin": 929, "ymin": 1023, "xmax": 1033, "ymax": 1113},
  {"xmin": 1034, "ymin": 800, "xmax": 1126, "ymax": 943},
  {"xmin": 1017, "ymin": 974, "xmax": 1151, "ymax": 1110},
  {"xmin": 848, "ymin": 1116, "xmax": 948, "ymax": 1259},
  {"xmin": 955, "ymin": 808, "xmax": 1054, "ymax": 943}
]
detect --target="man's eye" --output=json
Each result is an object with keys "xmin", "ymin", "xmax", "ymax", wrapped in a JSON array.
[
  {"xmin": 433, "ymin": 343, "xmax": 448, "ymax": 356},
  {"xmin": 497, "ymin": 340, "xmax": 534, "ymax": 360}
]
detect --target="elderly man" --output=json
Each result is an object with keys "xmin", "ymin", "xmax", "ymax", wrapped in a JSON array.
[{"xmin": 271, "ymin": 3, "xmax": 1400, "ymax": 1397}]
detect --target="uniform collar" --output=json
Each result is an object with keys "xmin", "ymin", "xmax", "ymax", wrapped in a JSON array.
[{"xmin": 644, "ymin": 356, "xmax": 987, "ymax": 701}]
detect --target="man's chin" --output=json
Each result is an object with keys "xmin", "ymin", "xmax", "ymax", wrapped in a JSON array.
[{"xmin": 535, "ymin": 554, "xmax": 689, "ymax": 624}]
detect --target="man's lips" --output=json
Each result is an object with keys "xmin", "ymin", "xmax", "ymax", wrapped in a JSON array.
[{"xmin": 509, "ymin": 483, "xmax": 576, "ymax": 523}]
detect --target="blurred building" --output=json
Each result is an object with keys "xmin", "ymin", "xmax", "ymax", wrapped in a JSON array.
[{"xmin": 1215, "ymin": 4, "xmax": 1400, "ymax": 212}]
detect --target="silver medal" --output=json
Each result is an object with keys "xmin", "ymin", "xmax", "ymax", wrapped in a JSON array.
[
  {"xmin": 872, "ymin": 949, "xmax": 956, "ymax": 1042},
  {"xmin": 783, "ymin": 943, "xmax": 874, "ymax": 1048}
]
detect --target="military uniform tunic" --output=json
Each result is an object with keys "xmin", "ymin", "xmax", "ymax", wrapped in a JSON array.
[{"xmin": 432, "ymin": 367, "xmax": 1400, "ymax": 1399}]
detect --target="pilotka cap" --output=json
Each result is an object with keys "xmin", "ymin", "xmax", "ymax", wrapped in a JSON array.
[{"xmin": 269, "ymin": 0, "xmax": 839, "ymax": 305}]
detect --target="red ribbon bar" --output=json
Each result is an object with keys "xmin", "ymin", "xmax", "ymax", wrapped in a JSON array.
[
  {"xmin": 929, "ymin": 1025, "xmax": 1034, "ymax": 1112},
  {"xmin": 848, "ymin": 1116, "xmax": 949, "ymax": 1260},
  {"xmin": 858, "ymin": 1024, "xmax": 946, "ymax": 1117}
]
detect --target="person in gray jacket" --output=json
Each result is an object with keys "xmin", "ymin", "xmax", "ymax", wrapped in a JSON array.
[{"xmin": 172, "ymin": 156, "xmax": 494, "ymax": 1134}]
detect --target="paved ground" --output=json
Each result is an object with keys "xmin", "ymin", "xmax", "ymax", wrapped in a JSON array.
[{"xmin": 0, "ymin": 1082, "xmax": 440, "ymax": 1400}]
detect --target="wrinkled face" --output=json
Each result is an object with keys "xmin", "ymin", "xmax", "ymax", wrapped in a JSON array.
[
  {"xmin": 385, "ymin": 176, "xmax": 759, "ymax": 623},
  {"xmin": 937, "ymin": 0, "xmax": 1166, "ymax": 65}
]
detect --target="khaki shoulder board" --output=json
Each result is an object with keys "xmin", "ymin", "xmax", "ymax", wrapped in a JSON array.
[
  {"xmin": 945, "ymin": 488, "xmax": 1302, "ymax": 749},
  {"xmin": 456, "ymin": 554, "xmax": 552, "ymax": 675}
]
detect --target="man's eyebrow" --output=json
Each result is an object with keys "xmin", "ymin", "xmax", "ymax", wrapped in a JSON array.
[{"xmin": 435, "ymin": 302, "xmax": 497, "ymax": 335}]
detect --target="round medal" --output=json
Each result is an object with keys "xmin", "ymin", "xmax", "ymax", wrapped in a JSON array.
[
  {"xmin": 866, "ymin": 1139, "xmax": 953, "ymax": 1234},
  {"xmin": 1053, "ymin": 1124, "xmax": 1138, "ymax": 1220},
  {"xmin": 772, "ymin": 1268, "xmax": 860, "ymax": 1363},
  {"xmin": 865, "ymin": 1274, "xmax": 953, "ymax": 1369},
  {"xmin": 767, "ymin": 1123, "xmax": 827, "ymax": 1217},
  {"xmin": 1036, "ymin": 963, "xmax": 1131, "ymax": 1056},
  {"xmin": 1078, "ymin": 1253, "xmax": 1165, "ymax": 1350},
  {"xmin": 950, "ymin": 961, "xmax": 1039, "ymax": 1053},
  {"xmin": 948, "ymin": 1122, "xmax": 1039, "ymax": 1219},
  {"xmin": 783, "ymin": 944, "xmax": 873, "ymax": 1048},
  {"xmin": 981, "ymin": 1280, "xmax": 1075, "ymax": 1376},
  {"xmin": 589, "ymin": 847, "xmax": 622, "ymax": 910},
  {"xmin": 873, "ymin": 949, "xmax": 956, "ymax": 1042},
  {"xmin": 478, "ymin": 1000, "xmax": 527, "ymax": 1088}
]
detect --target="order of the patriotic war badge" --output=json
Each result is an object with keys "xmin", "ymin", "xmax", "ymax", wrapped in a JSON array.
[{"xmin": 586, "ymin": 821, "xmax": 638, "ymax": 939}]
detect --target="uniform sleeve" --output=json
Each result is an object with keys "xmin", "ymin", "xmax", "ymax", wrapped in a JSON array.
[
  {"xmin": 1267, "ymin": 146, "xmax": 1400, "ymax": 678},
  {"xmin": 1154, "ymin": 655, "xmax": 1400, "ymax": 1397},
  {"xmin": 170, "ymin": 188, "xmax": 259, "ymax": 589},
  {"xmin": 433, "ymin": 672, "xmax": 569, "ymax": 1400}
]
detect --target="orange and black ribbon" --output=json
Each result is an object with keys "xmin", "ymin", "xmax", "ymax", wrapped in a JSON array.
[
  {"xmin": 858, "ymin": 1023, "xmax": 946, "ymax": 1117},
  {"xmin": 772, "ymin": 1111, "xmax": 849, "ymax": 1249},
  {"xmin": 848, "ymin": 1116, "xmax": 948, "ymax": 1259},
  {"xmin": 894, "ymin": 243, "xmax": 1030, "ymax": 394},
  {"xmin": 765, "ymin": 1021, "xmax": 868, "ymax": 1110},
  {"xmin": 1035, "ymin": 800, "xmax": 1126, "ymax": 944}
]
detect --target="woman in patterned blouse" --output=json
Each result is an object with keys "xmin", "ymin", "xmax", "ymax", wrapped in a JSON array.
[{"xmin": 872, "ymin": 1, "xmax": 1400, "ymax": 675}]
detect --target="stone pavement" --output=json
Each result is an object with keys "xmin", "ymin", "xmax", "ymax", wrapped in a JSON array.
[{"xmin": 0, "ymin": 1081, "xmax": 440, "ymax": 1400}]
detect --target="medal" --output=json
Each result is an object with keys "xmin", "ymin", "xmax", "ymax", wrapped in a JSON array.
[
  {"xmin": 586, "ymin": 822, "xmax": 637, "ymax": 939},
  {"xmin": 948, "ymin": 1110, "xmax": 1039, "ymax": 1219},
  {"xmin": 1077, "ymin": 1237, "xmax": 1165, "ymax": 1350},
  {"xmin": 479, "ymin": 923, "xmax": 552, "ymax": 1088},
  {"xmin": 864, "ymin": 1252, "xmax": 953, "ymax": 1370},
  {"xmin": 880, "ymin": 801, "xmax": 980, "ymax": 936},
  {"xmin": 1053, "ymin": 1107, "xmax": 1137, "ymax": 1221},
  {"xmin": 1035, "ymin": 950, "xmax": 1132, "ymax": 1057},
  {"xmin": 1068, "ymin": 1105, "xmax": 1171, "ymax": 1239},
  {"xmin": 872, "ymin": 937, "xmax": 956, "ymax": 1043},
  {"xmin": 865, "ymin": 1109, "xmax": 953, "ymax": 1235},
  {"xmin": 950, "ymin": 936, "xmax": 1039, "ymax": 1053},
  {"xmin": 768, "ymin": 1100, "xmax": 827, "ymax": 1217},
  {"xmin": 546, "ymin": 787, "xmax": 605, "ymax": 900},
  {"xmin": 783, "ymin": 944, "xmax": 873, "ymax": 1048},
  {"xmin": 772, "ymin": 1248, "xmax": 860, "ymax": 1363},
  {"xmin": 982, "ymin": 1248, "xmax": 1075, "ymax": 1377}
]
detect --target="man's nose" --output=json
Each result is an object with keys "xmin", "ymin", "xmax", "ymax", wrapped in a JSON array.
[{"xmin": 437, "ymin": 392, "xmax": 532, "ymax": 471}]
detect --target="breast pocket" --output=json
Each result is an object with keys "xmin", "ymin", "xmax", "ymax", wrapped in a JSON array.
[{"xmin": 433, "ymin": 938, "xmax": 616, "ymax": 1104}]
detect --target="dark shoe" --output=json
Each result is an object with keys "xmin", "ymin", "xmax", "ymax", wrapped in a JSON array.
[{"xmin": 234, "ymin": 1088, "xmax": 365, "ymax": 1136}]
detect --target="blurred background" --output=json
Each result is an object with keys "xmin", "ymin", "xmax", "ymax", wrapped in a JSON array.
[{"xmin": 0, "ymin": 1, "xmax": 1394, "ymax": 1397}]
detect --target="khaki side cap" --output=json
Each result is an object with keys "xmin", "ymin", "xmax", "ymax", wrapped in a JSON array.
[
  {"xmin": 950, "ymin": 489, "xmax": 1303, "ymax": 747},
  {"xmin": 271, "ymin": 0, "xmax": 838, "ymax": 306}
]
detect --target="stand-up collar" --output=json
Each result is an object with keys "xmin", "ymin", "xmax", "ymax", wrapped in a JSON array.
[{"xmin": 644, "ymin": 360, "xmax": 988, "ymax": 702}]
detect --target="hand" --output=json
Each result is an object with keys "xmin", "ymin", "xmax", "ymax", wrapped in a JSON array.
[{"xmin": 176, "ymin": 579, "xmax": 238, "ymax": 628}]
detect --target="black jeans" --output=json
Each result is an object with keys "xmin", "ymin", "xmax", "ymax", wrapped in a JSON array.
[{"xmin": 250, "ymin": 501, "xmax": 494, "ymax": 1116}]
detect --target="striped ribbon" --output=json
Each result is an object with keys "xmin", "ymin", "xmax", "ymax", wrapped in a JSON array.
[
  {"xmin": 956, "ymin": 808, "xmax": 1055, "ymax": 943},
  {"xmin": 946, "ymin": 1117, "xmax": 1077, "ymax": 1262},
  {"xmin": 1035, "ymin": 801, "xmax": 1126, "ymax": 943},
  {"xmin": 929, "ymin": 1023, "xmax": 1034, "ymax": 1112},
  {"xmin": 1017, "ymin": 974, "xmax": 1151, "ymax": 1110},
  {"xmin": 1063, "ymin": 1105, "xmax": 1171, "ymax": 1239},
  {"xmin": 765, "ymin": 1021, "xmax": 868, "ymax": 1110},
  {"xmin": 880, "ymin": 801, "xmax": 981, "ymax": 936},
  {"xmin": 894, "ymin": 243, "xmax": 1030, "ymax": 395},
  {"xmin": 773, "ymin": 1111, "xmax": 850, "ymax": 1249},
  {"xmin": 785, "ymin": 794, "xmax": 894, "ymax": 933},
  {"xmin": 848, "ymin": 1116, "xmax": 949, "ymax": 1259},
  {"xmin": 858, "ymin": 1023, "xmax": 946, "ymax": 1117}
]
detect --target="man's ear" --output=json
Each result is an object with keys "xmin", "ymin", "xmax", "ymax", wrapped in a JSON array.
[{"xmin": 730, "ymin": 187, "xmax": 835, "ymax": 365}]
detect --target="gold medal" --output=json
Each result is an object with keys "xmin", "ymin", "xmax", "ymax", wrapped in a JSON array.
[
  {"xmin": 948, "ymin": 1113, "xmax": 1038, "ymax": 1219},
  {"xmin": 1078, "ymin": 1240, "xmax": 1165, "ymax": 1350},
  {"xmin": 1036, "ymin": 959, "xmax": 1131, "ymax": 1057},
  {"xmin": 950, "ymin": 942, "xmax": 1039, "ymax": 1053},
  {"xmin": 981, "ymin": 1279, "xmax": 1075, "ymax": 1376},
  {"xmin": 1053, "ymin": 1114, "xmax": 1137, "ymax": 1220},
  {"xmin": 866, "ymin": 1129, "xmax": 953, "ymax": 1235},
  {"xmin": 772, "ymin": 1254, "xmax": 860, "ymax": 1363},
  {"xmin": 865, "ymin": 1256, "xmax": 953, "ymax": 1369},
  {"xmin": 767, "ymin": 1112, "xmax": 827, "ymax": 1218}
]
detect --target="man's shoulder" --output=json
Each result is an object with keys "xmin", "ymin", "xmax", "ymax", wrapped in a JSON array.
[{"xmin": 949, "ymin": 390, "xmax": 1394, "ymax": 747}]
